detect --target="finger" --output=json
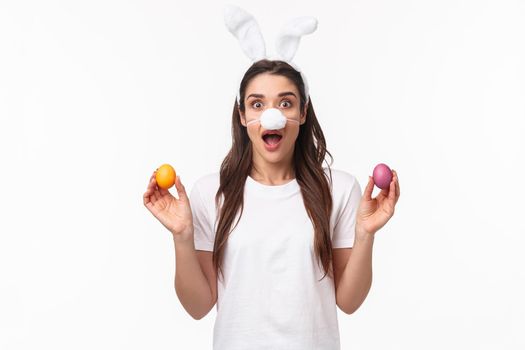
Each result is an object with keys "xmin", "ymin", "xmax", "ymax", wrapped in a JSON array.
[
  {"xmin": 147, "ymin": 187, "xmax": 159, "ymax": 203},
  {"xmin": 143, "ymin": 188, "xmax": 158, "ymax": 206},
  {"xmin": 146, "ymin": 175, "xmax": 160, "ymax": 202},
  {"xmin": 143, "ymin": 190, "xmax": 151, "ymax": 206},
  {"xmin": 390, "ymin": 169, "xmax": 399, "ymax": 204},
  {"xmin": 378, "ymin": 187, "xmax": 389, "ymax": 199},
  {"xmin": 363, "ymin": 176, "xmax": 374, "ymax": 200},
  {"xmin": 393, "ymin": 170, "xmax": 400, "ymax": 198},
  {"xmin": 144, "ymin": 178, "xmax": 154, "ymax": 195},
  {"xmin": 388, "ymin": 176, "xmax": 396, "ymax": 202},
  {"xmin": 154, "ymin": 185, "xmax": 161, "ymax": 200},
  {"xmin": 151, "ymin": 171, "xmax": 161, "ymax": 196},
  {"xmin": 158, "ymin": 184, "xmax": 171, "ymax": 196},
  {"xmin": 174, "ymin": 176, "xmax": 189, "ymax": 201},
  {"xmin": 147, "ymin": 172, "xmax": 157, "ymax": 190}
]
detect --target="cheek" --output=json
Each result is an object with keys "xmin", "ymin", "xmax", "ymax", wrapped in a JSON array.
[
  {"xmin": 283, "ymin": 127, "xmax": 300, "ymax": 145},
  {"xmin": 245, "ymin": 108, "xmax": 261, "ymax": 118},
  {"xmin": 247, "ymin": 126, "xmax": 260, "ymax": 142},
  {"xmin": 288, "ymin": 132, "xmax": 299, "ymax": 144},
  {"xmin": 286, "ymin": 106, "xmax": 300, "ymax": 116}
]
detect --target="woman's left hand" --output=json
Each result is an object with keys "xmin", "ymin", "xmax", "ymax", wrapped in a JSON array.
[{"xmin": 355, "ymin": 170, "xmax": 400, "ymax": 238}]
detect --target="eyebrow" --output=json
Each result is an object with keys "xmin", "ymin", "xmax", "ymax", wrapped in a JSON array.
[{"xmin": 246, "ymin": 91, "xmax": 297, "ymax": 100}]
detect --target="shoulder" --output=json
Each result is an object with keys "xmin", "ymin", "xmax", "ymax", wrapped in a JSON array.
[
  {"xmin": 323, "ymin": 167, "xmax": 360, "ymax": 194},
  {"xmin": 194, "ymin": 171, "xmax": 220, "ymax": 190},
  {"xmin": 192, "ymin": 171, "xmax": 221, "ymax": 202},
  {"xmin": 188, "ymin": 172, "xmax": 221, "ymax": 221},
  {"xmin": 323, "ymin": 167, "xmax": 362, "ymax": 211},
  {"xmin": 324, "ymin": 168, "xmax": 362, "ymax": 237}
]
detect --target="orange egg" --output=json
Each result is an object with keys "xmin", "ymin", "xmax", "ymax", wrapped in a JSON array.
[{"xmin": 155, "ymin": 164, "xmax": 176, "ymax": 189}]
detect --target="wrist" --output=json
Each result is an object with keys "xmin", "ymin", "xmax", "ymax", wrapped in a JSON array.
[
  {"xmin": 355, "ymin": 227, "xmax": 375, "ymax": 244},
  {"xmin": 172, "ymin": 230, "xmax": 194, "ymax": 246}
]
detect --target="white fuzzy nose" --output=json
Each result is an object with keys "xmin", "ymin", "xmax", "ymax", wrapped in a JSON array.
[
  {"xmin": 260, "ymin": 108, "xmax": 286, "ymax": 130},
  {"xmin": 246, "ymin": 108, "xmax": 300, "ymax": 129}
]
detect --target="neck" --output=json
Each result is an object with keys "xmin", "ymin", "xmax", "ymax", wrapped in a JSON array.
[{"xmin": 250, "ymin": 159, "xmax": 296, "ymax": 186}]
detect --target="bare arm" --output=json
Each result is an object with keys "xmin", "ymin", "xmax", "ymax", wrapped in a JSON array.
[
  {"xmin": 335, "ymin": 232, "xmax": 374, "ymax": 314},
  {"xmin": 174, "ymin": 235, "xmax": 214, "ymax": 320}
]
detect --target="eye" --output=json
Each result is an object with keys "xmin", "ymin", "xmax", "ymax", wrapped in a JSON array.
[
  {"xmin": 280, "ymin": 100, "xmax": 292, "ymax": 108},
  {"xmin": 251, "ymin": 101, "xmax": 263, "ymax": 109}
]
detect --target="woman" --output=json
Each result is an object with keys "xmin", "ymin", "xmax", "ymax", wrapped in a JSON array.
[{"xmin": 143, "ymin": 59, "xmax": 400, "ymax": 349}]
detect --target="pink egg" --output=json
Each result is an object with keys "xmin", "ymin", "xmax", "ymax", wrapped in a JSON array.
[{"xmin": 373, "ymin": 163, "xmax": 393, "ymax": 190}]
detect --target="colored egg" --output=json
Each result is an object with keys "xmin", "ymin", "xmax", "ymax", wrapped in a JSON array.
[
  {"xmin": 155, "ymin": 164, "xmax": 176, "ymax": 189},
  {"xmin": 373, "ymin": 163, "xmax": 393, "ymax": 190}
]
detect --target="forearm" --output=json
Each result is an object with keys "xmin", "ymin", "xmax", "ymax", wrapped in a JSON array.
[
  {"xmin": 173, "ymin": 235, "xmax": 213, "ymax": 320},
  {"xmin": 336, "ymin": 231, "xmax": 375, "ymax": 314}
]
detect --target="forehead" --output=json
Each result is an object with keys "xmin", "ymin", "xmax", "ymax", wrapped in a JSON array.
[{"xmin": 245, "ymin": 73, "xmax": 299, "ymax": 98}]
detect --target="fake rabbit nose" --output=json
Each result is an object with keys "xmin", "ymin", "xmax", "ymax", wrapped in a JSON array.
[{"xmin": 246, "ymin": 108, "xmax": 300, "ymax": 130}]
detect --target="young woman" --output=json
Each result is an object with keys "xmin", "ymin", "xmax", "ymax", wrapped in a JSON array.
[{"xmin": 143, "ymin": 59, "xmax": 400, "ymax": 349}]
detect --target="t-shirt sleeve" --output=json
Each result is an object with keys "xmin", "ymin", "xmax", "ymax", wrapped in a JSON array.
[
  {"xmin": 332, "ymin": 176, "xmax": 362, "ymax": 249},
  {"xmin": 189, "ymin": 181, "xmax": 215, "ymax": 251}
]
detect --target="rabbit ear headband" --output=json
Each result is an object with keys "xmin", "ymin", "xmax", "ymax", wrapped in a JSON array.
[{"xmin": 223, "ymin": 4, "xmax": 318, "ymax": 106}]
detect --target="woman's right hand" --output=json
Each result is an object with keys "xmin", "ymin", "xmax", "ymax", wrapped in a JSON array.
[{"xmin": 143, "ymin": 171, "xmax": 193, "ymax": 243}]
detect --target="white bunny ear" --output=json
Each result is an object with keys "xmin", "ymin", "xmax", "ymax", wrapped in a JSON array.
[
  {"xmin": 275, "ymin": 16, "xmax": 318, "ymax": 62},
  {"xmin": 223, "ymin": 4, "xmax": 267, "ymax": 62}
]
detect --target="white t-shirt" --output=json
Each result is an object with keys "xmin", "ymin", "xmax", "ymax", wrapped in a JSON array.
[{"xmin": 189, "ymin": 167, "xmax": 362, "ymax": 350}]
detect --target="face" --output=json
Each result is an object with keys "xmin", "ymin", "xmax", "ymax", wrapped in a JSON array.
[{"xmin": 239, "ymin": 73, "xmax": 307, "ymax": 166}]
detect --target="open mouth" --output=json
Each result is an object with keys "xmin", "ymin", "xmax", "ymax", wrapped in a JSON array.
[{"xmin": 262, "ymin": 133, "xmax": 283, "ymax": 145}]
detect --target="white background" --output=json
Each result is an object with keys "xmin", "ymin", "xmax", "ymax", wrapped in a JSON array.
[{"xmin": 1, "ymin": 0, "xmax": 524, "ymax": 349}]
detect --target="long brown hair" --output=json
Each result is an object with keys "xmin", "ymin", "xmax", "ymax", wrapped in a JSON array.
[{"xmin": 212, "ymin": 59, "xmax": 335, "ymax": 283}]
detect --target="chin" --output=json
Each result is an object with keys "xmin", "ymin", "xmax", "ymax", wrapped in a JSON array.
[{"xmin": 259, "ymin": 142, "xmax": 292, "ymax": 161}]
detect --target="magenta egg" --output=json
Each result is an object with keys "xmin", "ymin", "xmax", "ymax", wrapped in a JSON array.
[{"xmin": 373, "ymin": 163, "xmax": 393, "ymax": 190}]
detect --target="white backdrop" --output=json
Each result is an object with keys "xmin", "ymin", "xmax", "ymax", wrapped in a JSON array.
[{"xmin": 1, "ymin": 0, "xmax": 524, "ymax": 349}]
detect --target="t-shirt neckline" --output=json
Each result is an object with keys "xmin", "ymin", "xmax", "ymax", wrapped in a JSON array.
[{"xmin": 246, "ymin": 174, "xmax": 300, "ymax": 198}]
